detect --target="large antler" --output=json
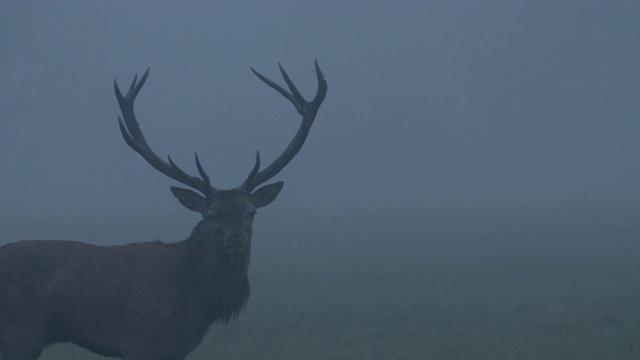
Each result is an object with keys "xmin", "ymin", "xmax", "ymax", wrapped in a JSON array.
[
  {"xmin": 240, "ymin": 59, "xmax": 328, "ymax": 192},
  {"xmin": 114, "ymin": 69, "xmax": 216, "ymax": 196}
]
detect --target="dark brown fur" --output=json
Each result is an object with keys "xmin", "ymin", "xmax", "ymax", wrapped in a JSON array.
[
  {"xmin": 0, "ymin": 190, "xmax": 269, "ymax": 359},
  {"xmin": 0, "ymin": 61, "xmax": 326, "ymax": 359}
]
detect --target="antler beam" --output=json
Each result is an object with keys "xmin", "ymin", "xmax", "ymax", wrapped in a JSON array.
[
  {"xmin": 241, "ymin": 59, "xmax": 328, "ymax": 191},
  {"xmin": 114, "ymin": 69, "xmax": 216, "ymax": 196}
]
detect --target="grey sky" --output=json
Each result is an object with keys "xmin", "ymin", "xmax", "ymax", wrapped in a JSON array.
[{"xmin": 1, "ymin": 2, "xmax": 638, "ymax": 221}]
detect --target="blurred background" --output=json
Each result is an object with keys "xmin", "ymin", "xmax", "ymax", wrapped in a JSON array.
[{"xmin": 1, "ymin": 2, "xmax": 639, "ymax": 359}]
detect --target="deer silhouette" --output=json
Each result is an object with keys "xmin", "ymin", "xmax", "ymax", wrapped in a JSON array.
[{"xmin": 0, "ymin": 61, "xmax": 327, "ymax": 360}]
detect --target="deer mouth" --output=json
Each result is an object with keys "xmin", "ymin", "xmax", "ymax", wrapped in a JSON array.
[{"xmin": 225, "ymin": 246, "xmax": 247, "ymax": 254}]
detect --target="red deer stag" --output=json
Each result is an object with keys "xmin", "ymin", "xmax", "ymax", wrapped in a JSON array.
[{"xmin": 0, "ymin": 60, "xmax": 327, "ymax": 360}]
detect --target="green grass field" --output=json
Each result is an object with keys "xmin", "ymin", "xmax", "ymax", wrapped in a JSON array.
[{"xmin": 5, "ymin": 198, "xmax": 640, "ymax": 359}]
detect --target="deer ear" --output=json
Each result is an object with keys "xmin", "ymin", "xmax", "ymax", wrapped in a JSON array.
[
  {"xmin": 170, "ymin": 186, "xmax": 207, "ymax": 213},
  {"xmin": 250, "ymin": 181, "xmax": 284, "ymax": 208}
]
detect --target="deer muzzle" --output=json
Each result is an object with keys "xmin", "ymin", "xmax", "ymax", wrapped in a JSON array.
[{"xmin": 225, "ymin": 232, "xmax": 248, "ymax": 252}]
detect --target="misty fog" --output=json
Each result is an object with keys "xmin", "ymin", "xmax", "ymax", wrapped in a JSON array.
[{"xmin": 1, "ymin": 2, "xmax": 639, "ymax": 359}]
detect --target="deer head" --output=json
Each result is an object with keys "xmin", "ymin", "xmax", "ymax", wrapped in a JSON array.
[{"xmin": 114, "ymin": 61, "xmax": 327, "ymax": 255}]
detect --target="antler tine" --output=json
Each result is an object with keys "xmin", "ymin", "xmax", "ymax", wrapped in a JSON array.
[
  {"xmin": 240, "ymin": 151, "xmax": 261, "ymax": 190},
  {"xmin": 194, "ymin": 153, "xmax": 212, "ymax": 191},
  {"xmin": 251, "ymin": 68, "xmax": 296, "ymax": 110},
  {"xmin": 115, "ymin": 69, "xmax": 216, "ymax": 196},
  {"xmin": 241, "ymin": 60, "xmax": 328, "ymax": 192},
  {"xmin": 311, "ymin": 59, "xmax": 329, "ymax": 109}
]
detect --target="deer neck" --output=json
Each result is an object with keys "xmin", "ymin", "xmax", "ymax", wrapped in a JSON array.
[{"xmin": 180, "ymin": 221, "xmax": 250, "ymax": 323}]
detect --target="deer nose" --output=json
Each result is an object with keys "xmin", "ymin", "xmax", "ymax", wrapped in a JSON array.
[{"xmin": 228, "ymin": 232, "xmax": 247, "ymax": 248}]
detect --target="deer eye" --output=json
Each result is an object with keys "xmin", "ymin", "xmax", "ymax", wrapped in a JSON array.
[{"xmin": 207, "ymin": 214, "xmax": 220, "ymax": 223}]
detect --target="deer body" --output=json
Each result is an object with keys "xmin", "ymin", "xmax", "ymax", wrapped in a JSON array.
[
  {"xmin": 1, "ymin": 236, "xmax": 238, "ymax": 359},
  {"xmin": 0, "ymin": 62, "xmax": 327, "ymax": 359}
]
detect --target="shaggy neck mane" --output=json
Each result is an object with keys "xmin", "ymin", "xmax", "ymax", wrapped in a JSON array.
[{"xmin": 181, "ymin": 220, "xmax": 250, "ymax": 324}]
